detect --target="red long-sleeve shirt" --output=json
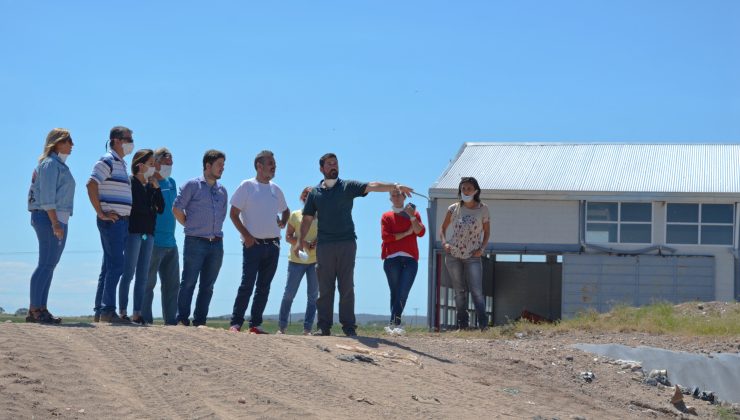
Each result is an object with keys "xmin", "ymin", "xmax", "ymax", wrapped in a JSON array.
[{"xmin": 381, "ymin": 210, "xmax": 426, "ymax": 260}]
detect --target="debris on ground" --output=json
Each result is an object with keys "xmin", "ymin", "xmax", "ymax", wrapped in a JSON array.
[
  {"xmin": 335, "ymin": 344, "xmax": 422, "ymax": 367},
  {"xmin": 644, "ymin": 369, "xmax": 670, "ymax": 386},
  {"xmin": 349, "ymin": 395, "xmax": 375, "ymax": 405},
  {"xmin": 580, "ymin": 372, "xmax": 595, "ymax": 383},
  {"xmin": 336, "ymin": 354, "xmax": 376, "ymax": 364},
  {"xmin": 670, "ymin": 385, "xmax": 698, "ymax": 415},
  {"xmin": 411, "ymin": 395, "xmax": 441, "ymax": 404},
  {"xmin": 519, "ymin": 309, "xmax": 552, "ymax": 324},
  {"xmin": 612, "ymin": 359, "xmax": 642, "ymax": 371}
]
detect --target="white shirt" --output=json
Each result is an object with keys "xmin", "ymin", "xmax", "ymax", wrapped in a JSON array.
[{"xmin": 230, "ymin": 178, "xmax": 288, "ymax": 240}]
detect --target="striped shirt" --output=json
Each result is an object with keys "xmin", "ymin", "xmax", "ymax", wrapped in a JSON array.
[{"xmin": 89, "ymin": 150, "xmax": 132, "ymax": 216}]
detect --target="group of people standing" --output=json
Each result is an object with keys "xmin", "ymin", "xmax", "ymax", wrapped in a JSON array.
[{"xmin": 26, "ymin": 126, "xmax": 491, "ymax": 333}]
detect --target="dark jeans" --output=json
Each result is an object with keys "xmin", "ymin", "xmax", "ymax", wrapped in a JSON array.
[
  {"xmin": 143, "ymin": 245, "xmax": 180, "ymax": 325},
  {"xmin": 177, "ymin": 236, "xmax": 223, "ymax": 326},
  {"xmin": 383, "ymin": 256, "xmax": 418, "ymax": 326},
  {"xmin": 96, "ymin": 218, "xmax": 129, "ymax": 314},
  {"xmin": 230, "ymin": 240, "xmax": 280, "ymax": 328},
  {"xmin": 315, "ymin": 240, "xmax": 357, "ymax": 333},
  {"xmin": 29, "ymin": 211, "xmax": 68, "ymax": 308}
]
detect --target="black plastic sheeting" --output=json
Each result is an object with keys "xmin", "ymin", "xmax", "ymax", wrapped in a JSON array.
[{"xmin": 572, "ymin": 343, "xmax": 740, "ymax": 403}]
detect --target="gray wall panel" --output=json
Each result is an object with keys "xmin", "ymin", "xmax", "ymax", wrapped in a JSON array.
[{"xmin": 562, "ymin": 254, "xmax": 715, "ymax": 318}]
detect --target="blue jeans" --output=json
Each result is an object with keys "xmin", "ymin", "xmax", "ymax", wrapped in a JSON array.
[
  {"xmin": 445, "ymin": 255, "xmax": 487, "ymax": 328},
  {"xmin": 177, "ymin": 236, "xmax": 223, "ymax": 326},
  {"xmin": 94, "ymin": 256, "xmax": 105, "ymax": 316},
  {"xmin": 119, "ymin": 233, "xmax": 154, "ymax": 314},
  {"xmin": 278, "ymin": 261, "xmax": 318, "ymax": 331},
  {"xmin": 96, "ymin": 218, "xmax": 129, "ymax": 314},
  {"xmin": 29, "ymin": 211, "xmax": 67, "ymax": 308},
  {"xmin": 143, "ymin": 245, "xmax": 180, "ymax": 325},
  {"xmin": 230, "ymin": 241, "xmax": 280, "ymax": 328},
  {"xmin": 383, "ymin": 256, "xmax": 418, "ymax": 326}
]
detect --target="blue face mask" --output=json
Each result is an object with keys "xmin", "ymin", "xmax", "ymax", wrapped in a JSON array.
[{"xmin": 461, "ymin": 193, "xmax": 475, "ymax": 203}]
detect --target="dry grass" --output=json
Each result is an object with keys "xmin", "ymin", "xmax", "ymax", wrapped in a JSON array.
[{"xmin": 495, "ymin": 301, "xmax": 740, "ymax": 337}]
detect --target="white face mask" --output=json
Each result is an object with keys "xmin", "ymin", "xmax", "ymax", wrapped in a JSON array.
[
  {"xmin": 143, "ymin": 166, "xmax": 156, "ymax": 179},
  {"xmin": 323, "ymin": 179, "xmax": 337, "ymax": 188},
  {"xmin": 392, "ymin": 206, "xmax": 405, "ymax": 213},
  {"xmin": 461, "ymin": 193, "xmax": 476, "ymax": 203},
  {"xmin": 158, "ymin": 164, "xmax": 172, "ymax": 178},
  {"xmin": 57, "ymin": 153, "xmax": 70, "ymax": 163},
  {"xmin": 122, "ymin": 142, "xmax": 135, "ymax": 156}
]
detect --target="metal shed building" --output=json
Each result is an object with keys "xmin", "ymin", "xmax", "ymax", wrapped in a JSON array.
[{"xmin": 427, "ymin": 143, "xmax": 740, "ymax": 329}]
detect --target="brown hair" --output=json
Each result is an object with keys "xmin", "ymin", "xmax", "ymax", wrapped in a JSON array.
[
  {"xmin": 131, "ymin": 149, "xmax": 154, "ymax": 175},
  {"xmin": 203, "ymin": 149, "xmax": 226, "ymax": 170},
  {"xmin": 39, "ymin": 128, "xmax": 72, "ymax": 163}
]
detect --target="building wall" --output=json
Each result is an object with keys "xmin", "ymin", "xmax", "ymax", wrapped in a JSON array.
[
  {"xmin": 431, "ymin": 196, "xmax": 736, "ymax": 301},
  {"xmin": 435, "ymin": 198, "xmax": 579, "ymax": 245}
]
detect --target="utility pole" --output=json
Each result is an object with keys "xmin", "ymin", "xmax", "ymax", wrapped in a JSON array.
[{"xmin": 413, "ymin": 307, "xmax": 418, "ymax": 326}]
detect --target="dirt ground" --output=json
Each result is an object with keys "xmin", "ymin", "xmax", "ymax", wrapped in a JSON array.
[{"xmin": 1, "ymin": 321, "xmax": 738, "ymax": 419}]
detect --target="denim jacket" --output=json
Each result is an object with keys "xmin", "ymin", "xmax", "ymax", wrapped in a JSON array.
[{"xmin": 27, "ymin": 153, "xmax": 76, "ymax": 214}]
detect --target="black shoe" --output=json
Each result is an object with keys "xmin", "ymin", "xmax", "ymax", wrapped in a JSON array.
[
  {"xmin": 177, "ymin": 319, "xmax": 191, "ymax": 326},
  {"xmin": 311, "ymin": 328, "xmax": 331, "ymax": 336},
  {"xmin": 100, "ymin": 312, "xmax": 130, "ymax": 324},
  {"xmin": 41, "ymin": 309, "xmax": 62, "ymax": 324},
  {"xmin": 131, "ymin": 315, "xmax": 146, "ymax": 325},
  {"xmin": 343, "ymin": 328, "xmax": 357, "ymax": 337}
]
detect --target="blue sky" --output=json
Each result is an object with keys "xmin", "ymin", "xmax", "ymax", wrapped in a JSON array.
[{"xmin": 1, "ymin": 1, "xmax": 739, "ymax": 317}]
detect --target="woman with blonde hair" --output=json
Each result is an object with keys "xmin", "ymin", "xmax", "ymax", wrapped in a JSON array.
[{"xmin": 26, "ymin": 128, "xmax": 76, "ymax": 323}]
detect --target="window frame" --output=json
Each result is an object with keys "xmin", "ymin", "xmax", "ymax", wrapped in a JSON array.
[
  {"xmin": 585, "ymin": 201, "xmax": 653, "ymax": 245},
  {"xmin": 665, "ymin": 203, "xmax": 735, "ymax": 246}
]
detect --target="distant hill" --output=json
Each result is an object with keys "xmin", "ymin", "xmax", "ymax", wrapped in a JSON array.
[{"xmin": 211, "ymin": 312, "xmax": 428, "ymax": 326}]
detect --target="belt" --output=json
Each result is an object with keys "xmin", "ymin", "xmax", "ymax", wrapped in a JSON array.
[
  {"xmin": 187, "ymin": 235, "xmax": 222, "ymax": 242},
  {"xmin": 253, "ymin": 237, "xmax": 280, "ymax": 244}
]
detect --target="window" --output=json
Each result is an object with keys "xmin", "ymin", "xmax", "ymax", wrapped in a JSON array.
[
  {"xmin": 586, "ymin": 202, "xmax": 652, "ymax": 244},
  {"xmin": 666, "ymin": 203, "xmax": 734, "ymax": 245}
]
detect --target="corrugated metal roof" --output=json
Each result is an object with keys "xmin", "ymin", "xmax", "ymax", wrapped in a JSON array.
[{"xmin": 432, "ymin": 143, "xmax": 740, "ymax": 193}]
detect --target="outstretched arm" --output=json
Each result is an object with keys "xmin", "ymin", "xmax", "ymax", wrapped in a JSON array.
[{"xmin": 364, "ymin": 182, "xmax": 413, "ymax": 197}]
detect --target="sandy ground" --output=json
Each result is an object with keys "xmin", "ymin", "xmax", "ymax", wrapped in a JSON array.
[{"xmin": 1, "ymin": 322, "xmax": 738, "ymax": 419}]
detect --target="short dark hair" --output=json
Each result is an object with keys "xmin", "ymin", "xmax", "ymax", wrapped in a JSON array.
[
  {"xmin": 203, "ymin": 149, "xmax": 225, "ymax": 170},
  {"xmin": 109, "ymin": 126, "xmax": 132, "ymax": 141},
  {"xmin": 254, "ymin": 150, "xmax": 274, "ymax": 170},
  {"xmin": 131, "ymin": 149, "xmax": 154, "ymax": 175},
  {"xmin": 319, "ymin": 153, "xmax": 337, "ymax": 167},
  {"xmin": 458, "ymin": 177, "xmax": 481, "ymax": 203}
]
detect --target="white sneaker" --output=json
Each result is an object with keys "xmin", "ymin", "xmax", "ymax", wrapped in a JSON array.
[
  {"xmin": 384, "ymin": 325, "xmax": 394, "ymax": 334},
  {"xmin": 276, "ymin": 328, "xmax": 285, "ymax": 335},
  {"xmin": 393, "ymin": 326, "xmax": 405, "ymax": 335}
]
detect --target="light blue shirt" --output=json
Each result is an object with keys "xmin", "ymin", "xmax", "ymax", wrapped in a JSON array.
[
  {"xmin": 28, "ymin": 153, "xmax": 76, "ymax": 219},
  {"xmin": 173, "ymin": 176, "xmax": 228, "ymax": 238},
  {"xmin": 154, "ymin": 177, "xmax": 178, "ymax": 248}
]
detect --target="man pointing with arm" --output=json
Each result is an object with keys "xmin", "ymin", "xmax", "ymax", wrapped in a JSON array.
[{"xmin": 298, "ymin": 153, "xmax": 412, "ymax": 337}]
